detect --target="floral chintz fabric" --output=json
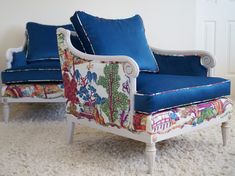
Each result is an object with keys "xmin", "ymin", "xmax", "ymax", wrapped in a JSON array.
[
  {"xmin": 2, "ymin": 84, "xmax": 64, "ymax": 99},
  {"xmin": 57, "ymin": 33, "xmax": 132, "ymax": 129},
  {"xmin": 134, "ymin": 98, "xmax": 232, "ymax": 134}
]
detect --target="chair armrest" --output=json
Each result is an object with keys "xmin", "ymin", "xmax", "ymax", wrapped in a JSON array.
[
  {"xmin": 57, "ymin": 28, "xmax": 140, "ymax": 129},
  {"xmin": 151, "ymin": 47, "xmax": 215, "ymax": 77},
  {"xmin": 6, "ymin": 33, "xmax": 27, "ymax": 69},
  {"xmin": 6, "ymin": 47, "xmax": 24, "ymax": 69}
]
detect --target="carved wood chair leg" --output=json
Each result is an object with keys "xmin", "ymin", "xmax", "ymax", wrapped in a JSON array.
[
  {"xmin": 3, "ymin": 101, "xmax": 10, "ymax": 123},
  {"xmin": 145, "ymin": 143, "xmax": 156, "ymax": 174},
  {"xmin": 67, "ymin": 117, "xmax": 75, "ymax": 144},
  {"xmin": 221, "ymin": 121, "xmax": 229, "ymax": 146}
]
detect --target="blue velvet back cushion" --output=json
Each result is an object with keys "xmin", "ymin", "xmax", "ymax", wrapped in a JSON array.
[
  {"xmin": 155, "ymin": 54, "xmax": 208, "ymax": 76},
  {"xmin": 71, "ymin": 11, "xmax": 159, "ymax": 72},
  {"xmin": 26, "ymin": 22, "xmax": 83, "ymax": 62}
]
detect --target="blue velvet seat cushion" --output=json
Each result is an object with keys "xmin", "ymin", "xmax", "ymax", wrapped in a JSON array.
[
  {"xmin": 135, "ymin": 73, "xmax": 230, "ymax": 113},
  {"xmin": 26, "ymin": 22, "xmax": 84, "ymax": 62},
  {"xmin": 1, "ymin": 60, "xmax": 62, "ymax": 84},
  {"xmin": 71, "ymin": 11, "xmax": 159, "ymax": 72}
]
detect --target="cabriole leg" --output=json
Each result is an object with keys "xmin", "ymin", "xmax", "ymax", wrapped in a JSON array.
[
  {"xmin": 67, "ymin": 116, "xmax": 75, "ymax": 144},
  {"xmin": 3, "ymin": 100, "xmax": 10, "ymax": 123},
  {"xmin": 221, "ymin": 121, "xmax": 229, "ymax": 146},
  {"xmin": 145, "ymin": 143, "xmax": 156, "ymax": 174}
]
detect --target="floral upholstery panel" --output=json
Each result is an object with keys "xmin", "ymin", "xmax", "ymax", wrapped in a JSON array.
[
  {"xmin": 58, "ymin": 33, "xmax": 132, "ymax": 129},
  {"xmin": 2, "ymin": 84, "xmax": 64, "ymax": 99},
  {"xmin": 134, "ymin": 98, "xmax": 233, "ymax": 134}
]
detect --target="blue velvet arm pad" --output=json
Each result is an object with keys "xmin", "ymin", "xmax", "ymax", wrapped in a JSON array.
[
  {"xmin": 153, "ymin": 53, "xmax": 208, "ymax": 76},
  {"xmin": 11, "ymin": 51, "xmax": 27, "ymax": 69}
]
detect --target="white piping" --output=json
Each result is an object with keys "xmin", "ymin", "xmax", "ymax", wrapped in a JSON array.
[{"xmin": 76, "ymin": 13, "xmax": 96, "ymax": 54}]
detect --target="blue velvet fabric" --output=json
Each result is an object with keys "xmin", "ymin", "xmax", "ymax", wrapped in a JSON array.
[
  {"xmin": 70, "ymin": 11, "xmax": 159, "ymax": 72},
  {"xmin": 70, "ymin": 34, "xmax": 84, "ymax": 52},
  {"xmin": 26, "ymin": 22, "xmax": 77, "ymax": 62},
  {"xmin": 11, "ymin": 51, "xmax": 27, "ymax": 68},
  {"xmin": 1, "ymin": 60, "xmax": 62, "ymax": 84},
  {"xmin": 135, "ymin": 73, "xmax": 230, "ymax": 113},
  {"xmin": 70, "ymin": 13, "xmax": 93, "ymax": 54},
  {"xmin": 154, "ymin": 53, "xmax": 207, "ymax": 76}
]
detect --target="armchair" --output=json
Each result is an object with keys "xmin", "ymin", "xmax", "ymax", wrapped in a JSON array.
[
  {"xmin": 57, "ymin": 28, "xmax": 233, "ymax": 174},
  {"xmin": 1, "ymin": 22, "xmax": 83, "ymax": 123}
]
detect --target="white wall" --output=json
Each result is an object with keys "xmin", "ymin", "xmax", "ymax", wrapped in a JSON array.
[{"xmin": 0, "ymin": 0, "xmax": 196, "ymax": 71}]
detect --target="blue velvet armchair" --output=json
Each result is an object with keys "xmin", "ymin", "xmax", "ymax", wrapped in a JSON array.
[
  {"xmin": 1, "ymin": 22, "xmax": 82, "ymax": 123},
  {"xmin": 1, "ymin": 12, "xmax": 233, "ymax": 174},
  {"xmin": 57, "ymin": 11, "xmax": 233, "ymax": 174}
]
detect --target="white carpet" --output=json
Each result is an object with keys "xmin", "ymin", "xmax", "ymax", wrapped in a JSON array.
[{"xmin": 0, "ymin": 103, "xmax": 234, "ymax": 176}]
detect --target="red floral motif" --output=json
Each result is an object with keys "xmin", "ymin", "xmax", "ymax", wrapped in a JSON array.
[
  {"xmin": 63, "ymin": 50, "xmax": 73, "ymax": 68},
  {"xmin": 5, "ymin": 86, "xmax": 23, "ymax": 97},
  {"xmin": 62, "ymin": 61, "xmax": 69, "ymax": 72},
  {"xmin": 133, "ymin": 113, "xmax": 146, "ymax": 131},
  {"xmin": 63, "ymin": 72, "xmax": 79, "ymax": 104}
]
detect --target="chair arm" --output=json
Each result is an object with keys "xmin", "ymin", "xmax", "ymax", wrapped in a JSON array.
[
  {"xmin": 6, "ymin": 47, "xmax": 24, "ymax": 69},
  {"xmin": 6, "ymin": 33, "xmax": 27, "ymax": 69},
  {"xmin": 151, "ymin": 47, "xmax": 215, "ymax": 77},
  {"xmin": 57, "ymin": 28, "xmax": 140, "ymax": 129}
]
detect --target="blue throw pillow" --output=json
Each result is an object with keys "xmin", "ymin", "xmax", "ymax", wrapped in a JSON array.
[
  {"xmin": 26, "ymin": 22, "xmax": 83, "ymax": 62},
  {"xmin": 70, "ymin": 11, "xmax": 159, "ymax": 72}
]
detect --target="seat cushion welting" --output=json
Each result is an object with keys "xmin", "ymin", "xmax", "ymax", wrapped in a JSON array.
[
  {"xmin": 135, "ymin": 73, "xmax": 230, "ymax": 113},
  {"xmin": 1, "ymin": 60, "xmax": 62, "ymax": 84}
]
